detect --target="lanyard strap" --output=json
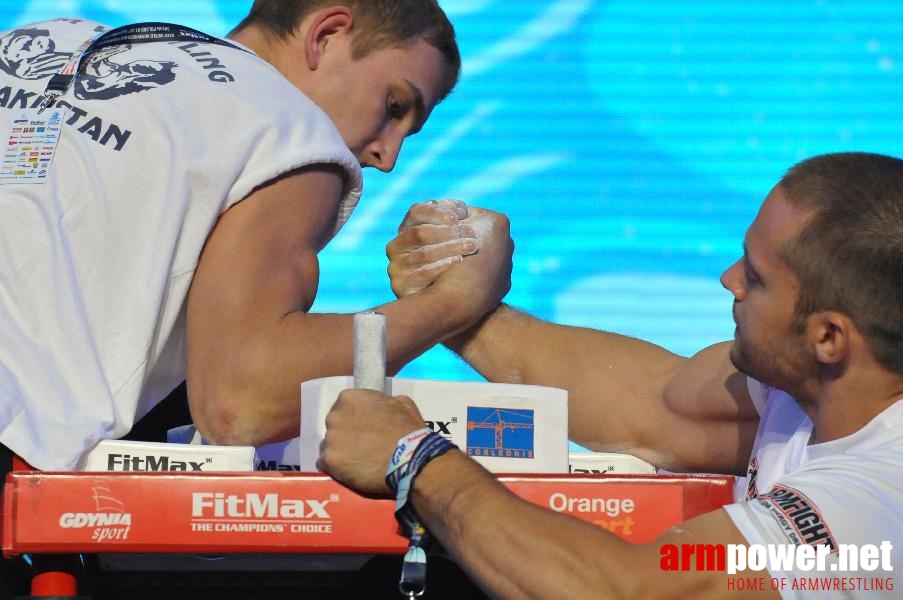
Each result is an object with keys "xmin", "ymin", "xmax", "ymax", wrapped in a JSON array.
[
  {"xmin": 38, "ymin": 22, "xmax": 243, "ymax": 112},
  {"xmin": 386, "ymin": 429, "xmax": 458, "ymax": 598}
]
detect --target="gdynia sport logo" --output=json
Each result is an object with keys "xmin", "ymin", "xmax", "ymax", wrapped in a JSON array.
[{"xmin": 660, "ymin": 542, "xmax": 894, "ymax": 593}]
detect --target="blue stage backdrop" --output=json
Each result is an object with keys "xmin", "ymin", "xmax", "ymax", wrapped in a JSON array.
[{"xmin": 3, "ymin": 2, "xmax": 901, "ymax": 382}]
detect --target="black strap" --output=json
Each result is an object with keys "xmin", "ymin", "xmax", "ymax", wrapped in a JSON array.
[{"xmin": 40, "ymin": 21, "xmax": 247, "ymax": 111}]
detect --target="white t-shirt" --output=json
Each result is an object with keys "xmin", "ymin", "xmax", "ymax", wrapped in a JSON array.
[
  {"xmin": 0, "ymin": 19, "xmax": 363, "ymax": 470},
  {"xmin": 724, "ymin": 379, "xmax": 902, "ymax": 598}
]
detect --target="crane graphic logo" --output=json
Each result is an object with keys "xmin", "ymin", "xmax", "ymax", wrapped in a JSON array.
[{"xmin": 465, "ymin": 407, "xmax": 535, "ymax": 459}]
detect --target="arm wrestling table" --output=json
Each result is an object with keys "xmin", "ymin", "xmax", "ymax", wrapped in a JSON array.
[
  {"xmin": 2, "ymin": 464, "xmax": 734, "ymax": 598},
  {"xmin": 2, "ymin": 317, "xmax": 735, "ymax": 597}
]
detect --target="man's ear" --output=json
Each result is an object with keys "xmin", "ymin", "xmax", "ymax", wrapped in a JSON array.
[
  {"xmin": 302, "ymin": 6, "xmax": 354, "ymax": 70},
  {"xmin": 809, "ymin": 311, "xmax": 851, "ymax": 365}
]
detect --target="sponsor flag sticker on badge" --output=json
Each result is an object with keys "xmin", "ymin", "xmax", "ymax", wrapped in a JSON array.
[{"xmin": 0, "ymin": 108, "xmax": 65, "ymax": 183}]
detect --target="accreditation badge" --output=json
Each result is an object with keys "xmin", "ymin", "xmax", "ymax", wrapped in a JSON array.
[{"xmin": 0, "ymin": 107, "xmax": 67, "ymax": 184}]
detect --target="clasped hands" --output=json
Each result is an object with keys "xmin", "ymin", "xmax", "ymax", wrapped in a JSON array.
[
  {"xmin": 317, "ymin": 199, "xmax": 512, "ymax": 494},
  {"xmin": 387, "ymin": 199, "xmax": 512, "ymax": 308}
]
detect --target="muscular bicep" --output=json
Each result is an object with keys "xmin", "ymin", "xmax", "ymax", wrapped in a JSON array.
[
  {"xmin": 453, "ymin": 307, "xmax": 758, "ymax": 475},
  {"xmin": 185, "ymin": 164, "xmax": 345, "ymax": 443},
  {"xmin": 654, "ymin": 342, "xmax": 758, "ymax": 474},
  {"xmin": 573, "ymin": 340, "xmax": 758, "ymax": 476}
]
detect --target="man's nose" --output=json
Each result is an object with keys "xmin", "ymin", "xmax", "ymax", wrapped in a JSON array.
[
  {"xmin": 720, "ymin": 259, "xmax": 745, "ymax": 300},
  {"xmin": 362, "ymin": 135, "xmax": 401, "ymax": 173}
]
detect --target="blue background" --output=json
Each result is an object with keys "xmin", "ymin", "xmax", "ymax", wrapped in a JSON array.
[
  {"xmin": 4, "ymin": 1, "xmax": 901, "ymax": 382},
  {"xmin": 466, "ymin": 407, "xmax": 534, "ymax": 453}
]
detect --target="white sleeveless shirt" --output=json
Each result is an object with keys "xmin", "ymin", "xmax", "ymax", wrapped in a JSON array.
[{"xmin": 0, "ymin": 18, "xmax": 362, "ymax": 470}]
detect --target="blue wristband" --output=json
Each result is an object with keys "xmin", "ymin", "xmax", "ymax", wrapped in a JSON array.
[
  {"xmin": 385, "ymin": 429, "xmax": 456, "ymax": 536},
  {"xmin": 385, "ymin": 428, "xmax": 457, "ymax": 598}
]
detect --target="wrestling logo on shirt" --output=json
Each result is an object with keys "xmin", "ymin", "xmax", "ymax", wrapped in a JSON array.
[
  {"xmin": 1, "ymin": 20, "xmax": 239, "ymax": 153},
  {"xmin": 756, "ymin": 484, "xmax": 838, "ymax": 551},
  {"xmin": 0, "ymin": 22, "xmax": 177, "ymax": 99},
  {"xmin": 745, "ymin": 456, "xmax": 759, "ymax": 500}
]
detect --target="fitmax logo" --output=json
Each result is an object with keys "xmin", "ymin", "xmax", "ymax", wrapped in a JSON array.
[
  {"xmin": 425, "ymin": 418, "xmax": 456, "ymax": 438},
  {"xmin": 255, "ymin": 460, "xmax": 301, "ymax": 471},
  {"xmin": 191, "ymin": 493, "xmax": 332, "ymax": 519},
  {"xmin": 107, "ymin": 453, "xmax": 207, "ymax": 471},
  {"xmin": 571, "ymin": 466, "xmax": 616, "ymax": 474}
]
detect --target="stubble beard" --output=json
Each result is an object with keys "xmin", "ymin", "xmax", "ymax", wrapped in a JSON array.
[{"xmin": 729, "ymin": 326, "xmax": 816, "ymax": 401}]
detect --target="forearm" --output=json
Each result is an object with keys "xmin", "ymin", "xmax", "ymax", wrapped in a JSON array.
[
  {"xmin": 376, "ymin": 285, "xmax": 492, "ymax": 375},
  {"xmin": 446, "ymin": 304, "xmax": 686, "ymax": 389},
  {"xmin": 443, "ymin": 305, "xmax": 754, "ymax": 473},
  {"xmin": 278, "ymin": 283, "xmax": 481, "ymax": 380},
  {"xmin": 444, "ymin": 304, "xmax": 684, "ymax": 449},
  {"xmin": 316, "ymin": 392, "xmax": 753, "ymax": 600},
  {"xmin": 189, "ymin": 285, "xmax": 483, "ymax": 446},
  {"xmin": 412, "ymin": 450, "xmax": 645, "ymax": 599}
]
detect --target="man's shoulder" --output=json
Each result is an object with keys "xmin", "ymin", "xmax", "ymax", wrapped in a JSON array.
[{"xmin": 850, "ymin": 397, "xmax": 903, "ymax": 452}]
